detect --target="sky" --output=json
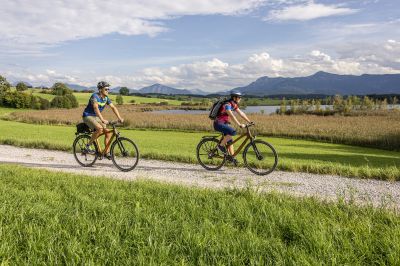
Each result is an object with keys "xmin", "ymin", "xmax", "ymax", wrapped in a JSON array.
[{"xmin": 0, "ymin": 0, "xmax": 399, "ymax": 92}]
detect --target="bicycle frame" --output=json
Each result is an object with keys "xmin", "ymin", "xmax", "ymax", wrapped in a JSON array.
[
  {"xmin": 219, "ymin": 125, "xmax": 255, "ymax": 157},
  {"xmin": 92, "ymin": 124, "xmax": 120, "ymax": 156}
]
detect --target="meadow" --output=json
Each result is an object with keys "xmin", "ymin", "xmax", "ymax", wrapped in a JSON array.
[
  {"xmin": 0, "ymin": 119, "xmax": 399, "ymax": 180},
  {"xmin": 30, "ymin": 90, "xmax": 185, "ymax": 105},
  {"xmin": 0, "ymin": 164, "xmax": 399, "ymax": 264},
  {"xmin": 6, "ymin": 106, "xmax": 400, "ymax": 151}
]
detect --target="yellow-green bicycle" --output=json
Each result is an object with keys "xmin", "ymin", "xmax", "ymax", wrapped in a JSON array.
[{"xmin": 196, "ymin": 122, "xmax": 278, "ymax": 175}]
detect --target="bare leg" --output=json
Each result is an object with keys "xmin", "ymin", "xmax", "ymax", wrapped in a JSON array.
[
  {"xmin": 104, "ymin": 130, "xmax": 112, "ymax": 153},
  {"xmin": 88, "ymin": 127, "xmax": 103, "ymax": 145},
  {"xmin": 227, "ymin": 143, "xmax": 234, "ymax": 156},
  {"xmin": 220, "ymin": 135, "xmax": 232, "ymax": 146},
  {"xmin": 220, "ymin": 135, "xmax": 235, "ymax": 155}
]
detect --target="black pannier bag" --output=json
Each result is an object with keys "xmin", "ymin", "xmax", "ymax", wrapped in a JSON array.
[{"xmin": 76, "ymin": 122, "xmax": 91, "ymax": 133}]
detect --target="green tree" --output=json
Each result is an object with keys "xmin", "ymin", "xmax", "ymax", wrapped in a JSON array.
[
  {"xmin": 361, "ymin": 96, "xmax": 374, "ymax": 110},
  {"xmin": 0, "ymin": 75, "xmax": 11, "ymax": 92},
  {"xmin": 116, "ymin": 95, "xmax": 124, "ymax": 105},
  {"xmin": 119, "ymin": 87, "xmax": 129, "ymax": 96},
  {"xmin": 333, "ymin": 95, "xmax": 344, "ymax": 112},
  {"xmin": 52, "ymin": 82, "xmax": 72, "ymax": 96},
  {"xmin": 279, "ymin": 98, "xmax": 287, "ymax": 114},
  {"xmin": 315, "ymin": 99, "xmax": 322, "ymax": 113},
  {"xmin": 16, "ymin": 82, "xmax": 28, "ymax": 91}
]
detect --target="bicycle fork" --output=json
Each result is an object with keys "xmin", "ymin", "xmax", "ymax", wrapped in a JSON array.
[
  {"xmin": 115, "ymin": 137, "xmax": 128, "ymax": 157},
  {"xmin": 251, "ymin": 141, "xmax": 264, "ymax": 160}
]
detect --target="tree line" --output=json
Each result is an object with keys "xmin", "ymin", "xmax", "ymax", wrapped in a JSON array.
[
  {"xmin": 277, "ymin": 95, "xmax": 398, "ymax": 115},
  {"xmin": 0, "ymin": 76, "xmax": 78, "ymax": 109}
]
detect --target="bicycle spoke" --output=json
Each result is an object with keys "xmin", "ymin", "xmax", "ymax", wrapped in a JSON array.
[
  {"xmin": 111, "ymin": 137, "xmax": 139, "ymax": 171},
  {"xmin": 196, "ymin": 138, "xmax": 225, "ymax": 171},
  {"xmin": 243, "ymin": 140, "xmax": 278, "ymax": 175},
  {"xmin": 73, "ymin": 134, "xmax": 97, "ymax": 167}
]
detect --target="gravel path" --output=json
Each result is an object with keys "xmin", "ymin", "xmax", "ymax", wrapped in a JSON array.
[{"xmin": 1, "ymin": 144, "xmax": 399, "ymax": 209}]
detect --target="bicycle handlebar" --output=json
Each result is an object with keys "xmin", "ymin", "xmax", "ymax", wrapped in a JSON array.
[
  {"xmin": 245, "ymin": 122, "xmax": 255, "ymax": 128},
  {"xmin": 109, "ymin": 121, "xmax": 122, "ymax": 127}
]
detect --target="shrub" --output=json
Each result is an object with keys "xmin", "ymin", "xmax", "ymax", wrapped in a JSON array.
[
  {"xmin": 39, "ymin": 98, "xmax": 50, "ymax": 110},
  {"xmin": 65, "ymin": 94, "xmax": 79, "ymax": 108},
  {"xmin": 16, "ymin": 82, "xmax": 28, "ymax": 91},
  {"xmin": 51, "ymin": 96, "xmax": 72, "ymax": 109},
  {"xmin": 116, "ymin": 95, "xmax": 124, "ymax": 105}
]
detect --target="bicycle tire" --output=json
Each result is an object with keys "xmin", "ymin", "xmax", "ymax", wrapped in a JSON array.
[
  {"xmin": 110, "ymin": 137, "xmax": 139, "ymax": 172},
  {"xmin": 196, "ymin": 138, "xmax": 226, "ymax": 171},
  {"xmin": 73, "ymin": 134, "xmax": 98, "ymax": 167},
  {"xmin": 243, "ymin": 140, "xmax": 278, "ymax": 175}
]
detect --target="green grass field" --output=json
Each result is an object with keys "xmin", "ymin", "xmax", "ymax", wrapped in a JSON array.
[
  {"xmin": 31, "ymin": 91, "xmax": 184, "ymax": 105},
  {"xmin": 0, "ymin": 119, "xmax": 399, "ymax": 180},
  {"xmin": 0, "ymin": 107, "xmax": 27, "ymax": 117},
  {"xmin": 0, "ymin": 164, "xmax": 399, "ymax": 264}
]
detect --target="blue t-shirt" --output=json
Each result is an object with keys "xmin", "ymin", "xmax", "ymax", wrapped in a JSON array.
[{"xmin": 82, "ymin": 93, "xmax": 112, "ymax": 117}]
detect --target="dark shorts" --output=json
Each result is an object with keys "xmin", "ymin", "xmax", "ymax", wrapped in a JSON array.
[{"xmin": 214, "ymin": 122, "xmax": 237, "ymax": 136}]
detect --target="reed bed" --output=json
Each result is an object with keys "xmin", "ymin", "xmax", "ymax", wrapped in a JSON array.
[{"xmin": 6, "ymin": 106, "xmax": 400, "ymax": 150}]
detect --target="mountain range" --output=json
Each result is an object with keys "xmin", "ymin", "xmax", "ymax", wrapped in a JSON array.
[
  {"xmin": 65, "ymin": 83, "xmax": 208, "ymax": 95},
  {"xmin": 27, "ymin": 71, "xmax": 400, "ymax": 96},
  {"xmin": 229, "ymin": 71, "xmax": 400, "ymax": 96}
]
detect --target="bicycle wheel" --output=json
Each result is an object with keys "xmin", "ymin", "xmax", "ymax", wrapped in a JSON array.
[
  {"xmin": 243, "ymin": 140, "xmax": 278, "ymax": 175},
  {"xmin": 196, "ymin": 138, "xmax": 226, "ymax": 171},
  {"xmin": 73, "ymin": 134, "xmax": 98, "ymax": 167},
  {"xmin": 110, "ymin": 137, "xmax": 139, "ymax": 172}
]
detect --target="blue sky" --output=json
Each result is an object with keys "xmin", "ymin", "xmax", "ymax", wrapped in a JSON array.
[{"xmin": 0, "ymin": 0, "xmax": 399, "ymax": 91}]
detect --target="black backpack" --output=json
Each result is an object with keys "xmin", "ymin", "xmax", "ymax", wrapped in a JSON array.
[{"xmin": 209, "ymin": 98, "xmax": 228, "ymax": 120}]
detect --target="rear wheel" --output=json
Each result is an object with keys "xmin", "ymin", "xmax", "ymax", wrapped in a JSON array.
[
  {"xmin": 110, "ymin": 137, "xmax": 139, "ymax": 172},
  {"xmin": 243, "ymin": 140, "xmax": 278, "ymax": 175},
  {"xmin": 196, "ymin": 138, "xmax": 226, "ymax": 170},
  {"xmin": 73, "ymin": 134, "xmax": 98, "ymax": 167}
]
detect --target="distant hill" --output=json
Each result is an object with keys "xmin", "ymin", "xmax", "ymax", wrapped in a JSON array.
[
  {"xmin": 229, "ymin": 71, "xmax": 400, "ymax": 96},
  {"xmin": 138, "ymin": 83, "xmax": 207, "ymax": 95},
  {"xmin": 65, "ymin": 83, "xmax": 90, "ymax": 91},
  {"xmin": 63, "ymin": 83, "xmax": 207, "ymax": 95}
]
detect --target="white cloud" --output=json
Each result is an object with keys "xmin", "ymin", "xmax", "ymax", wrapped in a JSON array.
[
  {"xmin": 265, "ymin": 1, "xmax": 358, "ymax": 21},
  {"xmin": 3, "ymin": 40, "xmax": 400, "ymax": 91},
  {"xmin": 0, "ymin": 0, "xmax": 264, "ymax": 51}
]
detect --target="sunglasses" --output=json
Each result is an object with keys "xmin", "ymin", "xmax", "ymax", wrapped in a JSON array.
[{"xmin": 104, "ymin": 88, "xmax": 110, "ymax": 91}]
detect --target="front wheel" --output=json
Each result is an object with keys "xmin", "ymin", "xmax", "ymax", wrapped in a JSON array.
[
  {"xmin": 243, "ymin": 140, "xmax": 278, "ymax": 175},
  {"xmin": 110, "ymin": 137, "xmax": 139, "ymax": 172},
  {"xmin": 196, "ymin": 138, "xmax": 226, "ymax": 171},
  {"xmin": 73, "ymin": 134, "xmax": 98, "ymax": 167}
]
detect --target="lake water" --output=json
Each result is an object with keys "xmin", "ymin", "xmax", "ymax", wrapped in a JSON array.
[
  {"xmin": 152, "ymin": 104, "xmax": 400, "ymax": 115},
  {"xmin": 152, "ymin": 106, "xmax": 281, "ymax": 115}
]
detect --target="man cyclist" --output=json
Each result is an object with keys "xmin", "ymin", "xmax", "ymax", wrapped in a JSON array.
[
  {"xmin": 214, "ymin": 91, "xmax": 251, "ymax": 165},
  {"xmin": 82, "ymin": 81, "xmax": 124, "ymax": 159}
]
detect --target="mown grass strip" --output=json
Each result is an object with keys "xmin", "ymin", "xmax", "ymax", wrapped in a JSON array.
[
  {"xmin": 0, "ymin": 164, "xmax": 399, "ymax": 265},
  {"xmin": 0, "ymin": 120, "xmax": 399, "ymax": 180}
]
